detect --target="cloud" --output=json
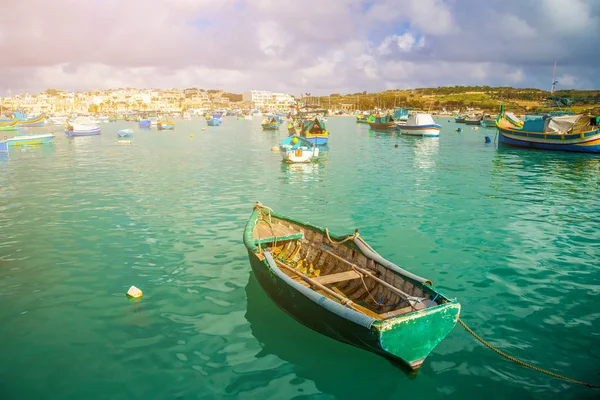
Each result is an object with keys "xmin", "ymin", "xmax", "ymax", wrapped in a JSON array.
[
  {"xmin": 378, "ymin": 33, "xmax": 425, "ymax": 55},
  {"xmin": 0, "ymin": 0, "xmax": 598, "ymax": 95}
]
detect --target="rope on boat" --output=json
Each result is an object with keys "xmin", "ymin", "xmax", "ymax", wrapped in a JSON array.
[
  {"xmin": 458, "ymin": 318, "xmax": 600, "ymax": 389},
  {"xmin": 324, "ymin": 228, "xmax": 358, "ymax": 245}
]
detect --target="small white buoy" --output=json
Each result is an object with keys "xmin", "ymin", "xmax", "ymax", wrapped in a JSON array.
[
  {"xmin": 126, "ymin": 285, "xmax": 143, "ymax": 299},
  {"xmin": 271, "ymin": 146, "xmax": 279, "ymax": 152}
]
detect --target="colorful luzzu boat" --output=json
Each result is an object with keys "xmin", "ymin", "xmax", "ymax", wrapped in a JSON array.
[
  {"xmin": 0, "ymin": 119, "xmax": 18, "ymax": 131},
  {"xmin": 6, "ymin": 132, "xmax": 55, "ymax": 146},
  {"xmin": 401, "ymin": 113, "xmax": 441, "ymax": 137},
  {"xmin": 261, "ymin": 117, "xmax": 280, "ymax": 130},
  {"xmin": 496, "ymin": 107, "xmax": 600, "ymax": 153},
  {"xmin": 14, "ymin": 111, "xmax": 46, "ymax": 127},
  {"xmin": 301, "ymin": 117, "xmax": 329, "ymax": 145}
]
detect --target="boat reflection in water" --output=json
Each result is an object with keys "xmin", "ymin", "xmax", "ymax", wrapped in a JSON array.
[
  {"xmin": 401, "ymin": 135, "xmax": 440, "ymax": 171},
  {"xmin": 244, "ymin": 273, "xmax": 417, "ymax": 399},
  {"xmin": 367, "ymin": 129, "xmax": 399, "ymax": 137}
]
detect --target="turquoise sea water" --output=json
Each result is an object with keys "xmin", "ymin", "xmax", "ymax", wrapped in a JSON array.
[{"xmin": 0, "ymin": 117, "xmax": 598, "ymax": 399}]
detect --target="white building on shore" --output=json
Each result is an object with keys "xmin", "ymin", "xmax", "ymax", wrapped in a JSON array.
[{"xmin": 242, "ymin": 90, "xmax": 295, "ymax": 110}]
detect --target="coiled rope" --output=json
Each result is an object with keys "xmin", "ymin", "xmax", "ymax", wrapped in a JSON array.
[
  {"xmin": 458, "ymin": 318, "xmax": 600, "ymax": 389},
  {"xmin": 325, "ymin": 228, "xmax": 358, "ymax": 245}
]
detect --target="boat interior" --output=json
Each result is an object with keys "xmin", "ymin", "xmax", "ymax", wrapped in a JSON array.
[{"xmin": 252, "ymin": 213, "xmax": 440, "ymax": 321}]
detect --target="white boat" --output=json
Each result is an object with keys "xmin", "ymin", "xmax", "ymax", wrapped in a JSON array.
[
  {"xmin": 117, "ymin": 129, "xmax": 134, "ymax": 137},
  {"xmin": 65, "ymin": 117, "xmax": 101, "ymax": 136},
  {"xmin": 149, "ymin": 117, "xmax": 159, "ymax": 126},
  {"xmin": 244, "ymin": 115, "xmax": 253, "ymax": 120},
  {"xmin": 401, "ymin": 113, "xmax": 441, "ymax": 137},
  {"xmin": 6, "ymin": 132, "xmax": 55, "ymax": 146},
  {"xmin": 279, "ymin": 135, "xmax": 319, "ymax": 163}
]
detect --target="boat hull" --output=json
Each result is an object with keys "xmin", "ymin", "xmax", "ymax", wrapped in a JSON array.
[
  {"xmin": 139, "ymin": 120, "xmax": 151, "ymax": 128},
  {"xmin": 280, "ymin": 147, "xmax": 318, "ymax": 163},
  {"xmin": 0, "ymin": 140, "xmax": 7, "ymax": 152},
  {"xmin": 305, "ymin": 135, "xmax": 328, "ymax": 145},
  {"xmin": 498, "ymin": 127, "xmax": 600, "ymax": 153},
  {"xmin": 368, "ymin": 122, "xmax": 397, "ymax": 131},
  {"xmin": 243, "ymin": 207, "xmax": 461, "ymax": 371},
  {"xmin": 247, "ymin": 247, "xmax": 460, "ymax": 370},
  {"xmin": 17, "ymin": 116, "xmax": 46, "ymax": 127},
  {"xmin": 65, "ymin": 128, "xmax": 101, "ymax": 137},
  {"xmin": 401, "ymin": 124, "xmax": 441, "ymax": 137},
  {"xmin": 158, "ymin": 125, "xmax": 175, "ymax": 130},
  {"xmin": 262, "ymin": 124, "xmax": 279, "ymax": 130},
  {"xmin": 7, "ymin": 134, "xmax": 55, "ymax": 146}
]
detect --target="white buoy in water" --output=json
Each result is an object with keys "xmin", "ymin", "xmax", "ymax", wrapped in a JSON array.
[{"xmin": 126, "ymin": 286, "xmax": 143, "ymax": 299}]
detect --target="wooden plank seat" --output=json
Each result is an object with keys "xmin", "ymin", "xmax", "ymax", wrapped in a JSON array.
[
  {"xmin": 253, "ymin": 220, "xmax": 303, "ymax": 244},
  {"xmin": 312, "ymin": 270, "xmax": 361, "ymax": 285}
]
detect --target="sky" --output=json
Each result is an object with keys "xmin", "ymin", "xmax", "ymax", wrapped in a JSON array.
[{"xmin": 1, "ymin": 0, "xmax": 599, "ymax": 96}]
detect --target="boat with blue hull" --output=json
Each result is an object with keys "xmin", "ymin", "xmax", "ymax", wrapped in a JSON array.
[
  {"xmin": 401, "ymin": 113, "xmax": 441, "ymax": 137},
  {"xmin": 496, "ymin": 108, "xmax": 600, "ymax": 153},
  {"xmin": 301, "ymin": 117, "xmax": 329, "ymax": 145},
  {"xmin": 65, "ymin": 117, "xmax": 101, "ymax": 137},
  {"xmin": 117, "ymin": 129, "xmax": 134, "ymax": 138},
  {"xmin": 207, "ymin": 117, "xmax": 222, "ymax": 126},
  {"xmin": 139, "ymin": 119, "xmax": 151, "ymax": 128},
  {"xmin": 0, "ymin": 140, "xmax": 7, "ymax": 152}
]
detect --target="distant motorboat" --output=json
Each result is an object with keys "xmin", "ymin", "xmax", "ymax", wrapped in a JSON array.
[
  {"xmin": 117, "ymin": 129, "xmax": 134, "ymax": 137},
  {"xmin": 7, "ymin": 132, "xmax": 55, "ymax": 146},
  {"xmin": 401, "ymin": 113, "xmax": 441, "ymax": 137},
  {"xmin": 139, "ymin": 119, "xmax": 151, "ymax": 128}
]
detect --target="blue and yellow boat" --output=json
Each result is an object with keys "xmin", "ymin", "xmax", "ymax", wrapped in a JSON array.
[
  {"xmin": 496, "ymin": 107, "xmax": 600, "ymax": 153},
  {"xmin": 301, "ymin": 117, "xmax": 329, "ymax": 145},
  {"xmin": 0, "ymin": 119, "xmax": 18, "ymax": 131},
  {"xmin": 13, "ymin": 111, "xmax": 46, "ymax": 127}
]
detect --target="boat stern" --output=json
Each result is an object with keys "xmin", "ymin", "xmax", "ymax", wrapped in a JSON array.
[{"xmin": 374, "ymin": 302, "xmax": 460, "ymax": 370}]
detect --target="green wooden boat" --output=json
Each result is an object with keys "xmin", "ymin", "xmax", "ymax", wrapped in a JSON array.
[{"xmin": 243, "ymin": 203, "xmax": 461, "ymax": 371}]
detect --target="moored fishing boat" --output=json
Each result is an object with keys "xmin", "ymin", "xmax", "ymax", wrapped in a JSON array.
[
  {"xmin": 401, "ymin": 113, "xmax": 441, "ymax": 137},
  {"xmin": 367, "ymin": 114, "xmax": 398, "ymax": 131},
  {"xmin": 0, "ymin": 119, "xmax": 18, "ymax": 131},
  {"xmin": 356, "ymin": 115, "xmax": 370, "ymax": 124},
  {"xmin": 301, "ymin": 117, "xmax": 329, "ymax": 145},
  {"xmin": 207, "ymin": 113, "xmax": 222, "ymax": 126},
  {"xmin": 496, "ymin": 107, "xmax": 600, "ymax": 153},
  {"xmin": 243, "ymin": 203, "xmax": 460, "ymax": 370},
  {"xmin": 139, "ymin": 119, "xmax": 151, "ymax": 128},
  {"xmin": 65, "ymin": 117, "xmax": 101, "ymax": 136},
  {"xmin": 465, "ymin": 115, "xmax": 483, "ymax": 125},
  {"xmin": 482, "ymin": 115, "xmax": 496, "ymax": 128},
  {"xmin": 117, "ymin": 129, "xmax": 134, "ymax": 138},
  {"xmin": 6, "ymin": 132, "xmax": 55, "ymax": 146},
  {"xmin": 279, "ymin": 135, "xmax": 319, "ymax": 163},
  {"xmin": 261, "ymin": 117, "xmax": 280, "ymax": 131},
  {"xmin": 14, "ymin": 111, "xmax": 46, "ymax": 127},
  {"xmin": 454, "ymin": 115, "xmax": 468, "ymax": 123},
  {"xmin": 158, "ymin": 120, "xmax": 175, "ymax": 130}
]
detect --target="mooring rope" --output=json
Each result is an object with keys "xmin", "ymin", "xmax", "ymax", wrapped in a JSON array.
[
  {"xmin": 458, "ymin": 318, "xmax": 600, "ymax": 389},
  {"xmin": 324, "ymin": 228, "xmax": 358, "ymax": 245}
]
